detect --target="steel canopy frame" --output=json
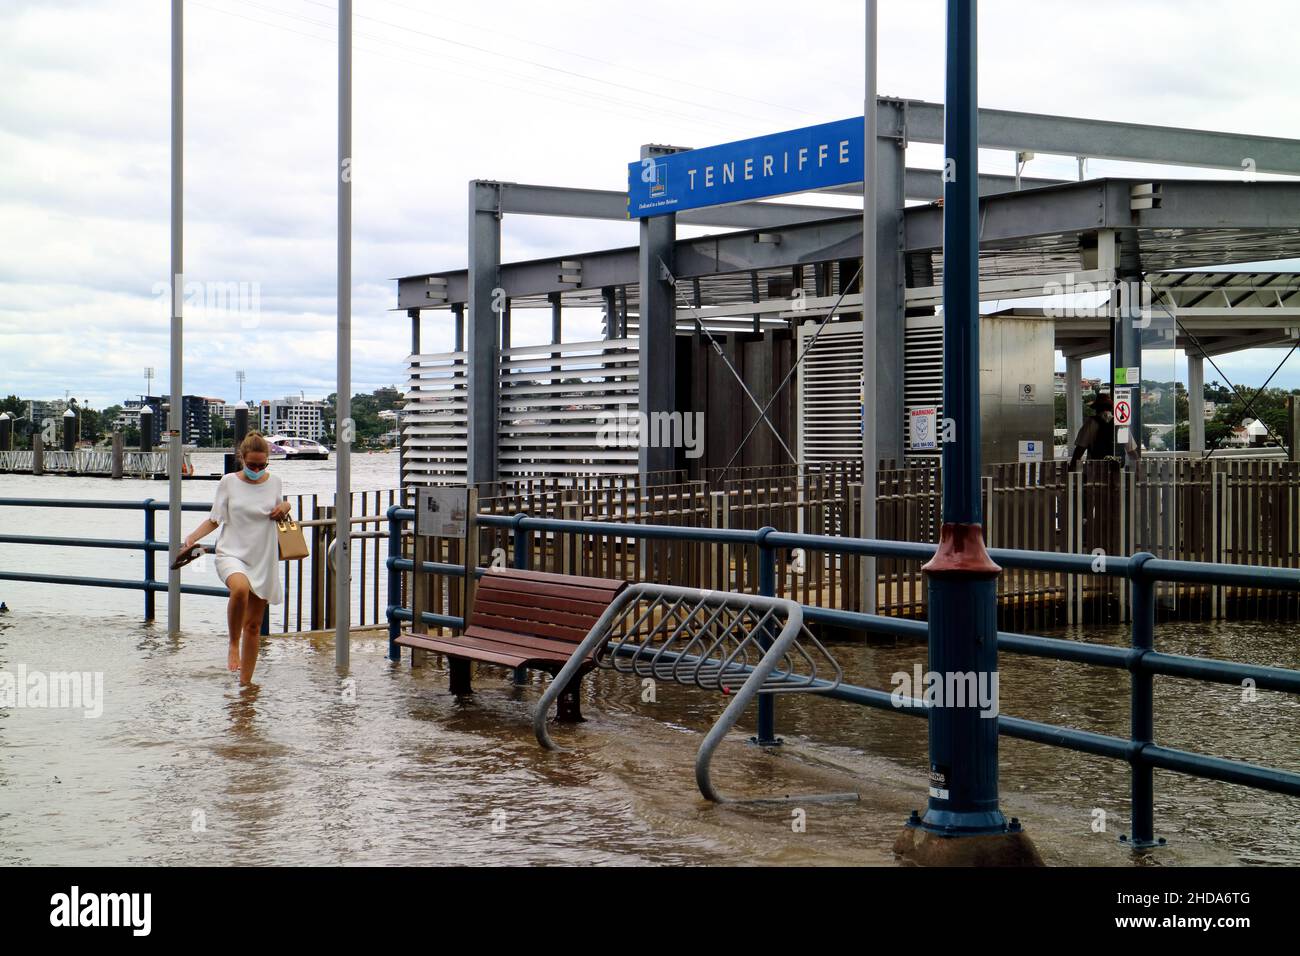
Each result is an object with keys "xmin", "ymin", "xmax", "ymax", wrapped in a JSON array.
[{"xmin": 398, "ymin": 90, "xmax": 1300, "ymax": 486}]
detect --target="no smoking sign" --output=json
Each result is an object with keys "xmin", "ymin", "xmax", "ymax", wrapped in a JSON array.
[{"xmin": 1113, "ymin": 388, "xmax": 1132, "ymax": 426}]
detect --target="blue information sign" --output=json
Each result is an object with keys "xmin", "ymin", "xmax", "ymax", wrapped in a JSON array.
[{"xmin": 628, "ymin": 116, "xmax": 863, "ymax": 218}]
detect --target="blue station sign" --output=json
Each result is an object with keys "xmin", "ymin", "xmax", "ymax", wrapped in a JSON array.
[{"xmin": 628, "ymin": 116, "xmax": 863, "ymax": 218}]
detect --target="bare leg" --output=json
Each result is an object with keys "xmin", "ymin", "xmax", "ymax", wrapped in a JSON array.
[
  {"xmin": 226, "ymin": 574, "xmax": 251, "ymax": 671},
  {"xmin": 240, "ymin": 593, "xmax": 268, "ymax": 686}
]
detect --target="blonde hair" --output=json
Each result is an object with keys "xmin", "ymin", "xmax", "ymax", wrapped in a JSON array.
[{"xmin": 239, "ymin": 431, "xmax": 270, "ymax": 459}]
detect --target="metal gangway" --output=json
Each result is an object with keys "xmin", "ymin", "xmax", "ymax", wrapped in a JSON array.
[
  {"xmin": 534, "ymin": 583, "xmax": 858, "ymax": 804},
  {"xmin": 0, "ymin": 449, "xmax": 188, "ymax": 476}
]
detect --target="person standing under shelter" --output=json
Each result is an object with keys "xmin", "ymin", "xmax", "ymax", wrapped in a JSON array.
[{"xmin": 1068, "ymin": 392, "xmax": 1139, "ymax": 471}]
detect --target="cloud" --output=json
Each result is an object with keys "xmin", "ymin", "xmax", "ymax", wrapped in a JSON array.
[{"xmin": 3, "ymin": 0, "xmax": 1300, "ymax": 409}]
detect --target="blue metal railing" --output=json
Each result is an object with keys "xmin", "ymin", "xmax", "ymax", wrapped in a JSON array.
[
  {"xmin": 383, "ymin": 505, "xmax": 1300, "ymax": 849},
  {"xmin": 0, "ymin": 496, "xmax": 261, "ymax": 631}
]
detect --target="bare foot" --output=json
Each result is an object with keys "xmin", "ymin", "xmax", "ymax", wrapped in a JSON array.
[{"xmin": 227, "ymin": 642, "xmax": 241, "ymax": 671}]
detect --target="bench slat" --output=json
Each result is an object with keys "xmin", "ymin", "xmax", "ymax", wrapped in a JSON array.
[
  {"xmin": 396, "ymin": 632, "xmax": 532, "ymax": 668},
  {"xmin": 471, "ymin": 598, "xmax": 605, "ymax": 632},
  {"xmin": 469, "ymin": 612, "xmax": 590, "ymax": 644},
  {"xmin": 463, "ymin": 625, "xmax": 597, "ymax": 660},
  {"xmin": 471, "ymin": 592, "xmax": 611, "ymax": 620},
  {"xmin": 477, "ymin": 576, "xmax": 623, "ymax": 605},
  {"xmin": 480, "ymin": 567, "xmax": 627, "ymax": 591},
  {"xmin": 397, "ymin": 630, "xmax": 588, "ymax": 668}
]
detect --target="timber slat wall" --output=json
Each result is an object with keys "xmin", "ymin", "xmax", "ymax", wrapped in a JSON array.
[{"xmin": 470, "ymin": 458, "xmax": 1300, "ymax": 629}]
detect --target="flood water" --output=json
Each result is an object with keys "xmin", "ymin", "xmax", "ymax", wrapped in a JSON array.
[{"xmin": 1, "ymin": 455, "xmax": 1298, "ymax": 865}]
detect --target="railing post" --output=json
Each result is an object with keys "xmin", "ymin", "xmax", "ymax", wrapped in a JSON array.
[
  {"xmin": 512, "ymin": 511, "xmax": 530, "ymax": 570},
  {"xmin": 143, "ymin": 498, "xmax": 156, "ymax": 622},
  {"xmin": 1123, "ymin": 550, "xmax": 1164, "ymax": 850},
  {"xmin": 511, "ymin": 512, "xmax": 529, "ymax": 684},
  {"xmin": 387, "ymin": 505, "xmax": 403, "ymax": 661},
  {"xmin": 753, "ymin": 525, "xmax": 780, "ymax": 746}
]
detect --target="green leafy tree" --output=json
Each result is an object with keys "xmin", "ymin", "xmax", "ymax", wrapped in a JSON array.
[{"xmin": 79, "ymin": 406, "xmax": 103, "ymax": 443}]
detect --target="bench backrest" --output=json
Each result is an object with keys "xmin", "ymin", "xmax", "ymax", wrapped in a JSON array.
[{"xmin": 468, "ymin": 567, "xmax": 627, "ymax": 648}]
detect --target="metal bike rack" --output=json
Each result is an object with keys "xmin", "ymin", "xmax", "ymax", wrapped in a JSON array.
[{"xmin": 533, "ymin": 583, "xmax": 858, "ymax": 804}]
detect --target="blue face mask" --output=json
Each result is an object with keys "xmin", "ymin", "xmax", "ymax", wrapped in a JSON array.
[{"xmin": 243, "ymin": 466, "xmax": 265, "ymax": 481}]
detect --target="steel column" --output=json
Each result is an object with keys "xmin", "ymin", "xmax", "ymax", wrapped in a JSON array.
[
  {"xmin": 873, "ymin": 101, "xmax": 908, "ymax": 464},
  {"xmin": 637, "ymin": 145, "xmax": 678, "ymax": 479},
  {"xmin": 916, "ymin": 0, "xmax": 1009, "ymax": 837},
  {"xmin": 404, "ymin": 307, "xmax": 419, "ymax": 487},
  {"xmin": 861, "ymin": 0, "xmax": 879, "ymax": 614},
  {"xmin": 754, "ymin": 526, "xmax": 778, "ymax": 745},
  {"xmin": 467, "ymin": 181, "xmax": 502, "ymax": 486},
  {"xmin": 1188, "ymin": 351, "xmax": 1205, "ymax": 452},
  {"xmin": 1101, "ymin": 229, "xmax": 1141, "ymax": 464},
  {"xmin": 166, "ymin": 0, "xmax": 183, "ymax": 637},
  {"xmin": 1066, "ymin": 355, "xmax": 1083, "ymax": 444},
  {"xmin": 335, "ymin": 0, "xmax": 352, "ymax": 669}
]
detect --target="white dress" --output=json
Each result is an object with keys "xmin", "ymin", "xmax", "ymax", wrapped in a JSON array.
[{"xmin": 209, "ymin": 471, "xmax": 285, "ymax": 605}]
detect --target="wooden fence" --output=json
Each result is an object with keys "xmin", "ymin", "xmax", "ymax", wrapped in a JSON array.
[{"xmin": 466, "ymin": 458, "xmax": 1300, "ymax": 629}]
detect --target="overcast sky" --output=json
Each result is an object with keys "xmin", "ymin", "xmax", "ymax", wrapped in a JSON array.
[{"xmin": 2, "ymin": 0, "xmax": 1298, "ymax": 409}]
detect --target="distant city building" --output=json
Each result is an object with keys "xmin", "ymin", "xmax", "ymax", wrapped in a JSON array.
[
  {"xmin": 135, "ymin": 395, "xmax": 212, "ymax": 445},
  {"xmin": 115, "ymin": 399, "xmax": 145, "ymax": 431},
  {"xmin": 26, "ymin": 398, "xmax": 70, "ymax": 426},
  {"xmin": 260, "ymin": 397, "xmax": 327, "ymax": 441}
]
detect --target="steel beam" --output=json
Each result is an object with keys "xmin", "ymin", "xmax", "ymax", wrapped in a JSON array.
[
  {"xmin": 898, "ymin": 99, "xmax": 1300, "ymax": 176},
  {"xmin": 477, "ymin": 180, "xmax": 852, "ymax": 229},
  {"xmin": 900, "ymin": 167, "xmax": 1064, "ymax": 201},
  {"xmin": 398, "ymin": 181, "xmax": 1300, "ymax": 308}
]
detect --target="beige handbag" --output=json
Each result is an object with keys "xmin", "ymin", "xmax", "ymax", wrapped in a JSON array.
[{"xmin": 276, "ymin": 516, "xmax": 309, "ymax": 561}]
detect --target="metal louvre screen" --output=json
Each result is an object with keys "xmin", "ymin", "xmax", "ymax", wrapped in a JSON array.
[
  {"xmin": 402, "ymin": 350, "xmax": 467, "ymax": 486},
  {"xmin": 796, "ymin": 320, "xmax": 863, "ymax": 464},
  {"xmin": 497, "ymin": 336, "xmax": 640, "ymax": 478},
  {"xmin": 904, "ymin": 316, "xmax": 943, "ymax": 455}
]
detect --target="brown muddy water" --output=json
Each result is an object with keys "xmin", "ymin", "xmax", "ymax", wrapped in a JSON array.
[
  {"xmin": 0, "ymin": 608, "xmax": 1296, "ymax": 866},
  {"xmin": 1, "ymin": 458, "xmax": 1297, "ymax": 865}
]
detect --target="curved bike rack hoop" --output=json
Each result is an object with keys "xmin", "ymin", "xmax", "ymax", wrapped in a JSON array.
[{"xmin": 533, "ymin": 582, "xmax": 858, "ymax": 805}]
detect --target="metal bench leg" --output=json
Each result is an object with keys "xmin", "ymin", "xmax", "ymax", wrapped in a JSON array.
[
  {"xmin": 555, "ymin": 673, "xmax": 584, "ymax": 723},
  {"xmin": 449, "ymin": 657, "xmax": 473, "ymax": 696}
]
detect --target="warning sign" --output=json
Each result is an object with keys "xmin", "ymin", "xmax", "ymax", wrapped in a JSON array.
[
  {"xmin": 910, "ymin": 406, "xmax": 938, "ymax": 450},
  {"xmin": 1113, "ymin": 387, "xmax": 1132, "ymax": 427}
]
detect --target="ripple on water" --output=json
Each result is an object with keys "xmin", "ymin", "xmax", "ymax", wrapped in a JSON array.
[{"xmin": 0, "ymin": 610, "xmax": 1296, "ymax": 865}]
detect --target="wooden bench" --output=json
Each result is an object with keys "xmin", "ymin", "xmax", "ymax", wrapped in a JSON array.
[{"xmin": 395, "ymin": 567, "xmax": 628, "ymax": 721}]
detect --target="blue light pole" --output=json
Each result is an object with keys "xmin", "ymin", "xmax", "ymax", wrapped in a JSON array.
[{"xmin": 912, "ymin": 0, "xmax": 1016, "ymax": 841}]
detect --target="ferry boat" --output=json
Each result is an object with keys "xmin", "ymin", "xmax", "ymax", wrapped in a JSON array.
[{"xmin": 267, "ymin": 434, "xmax": 330, "ymax": 461}]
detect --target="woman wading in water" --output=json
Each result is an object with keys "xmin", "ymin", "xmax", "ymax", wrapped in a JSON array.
[{"xmin": 177, "ymin": 432, "xmax": 291, "ymax": 684}]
